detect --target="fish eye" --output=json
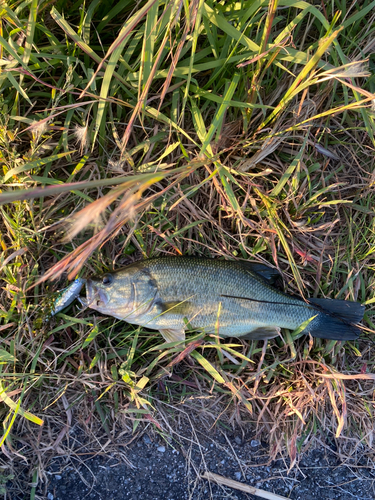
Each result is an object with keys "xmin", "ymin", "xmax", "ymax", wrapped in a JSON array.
[{"xmin": 102, "ymin": 273, "xmax": 113, "ymax": 286}]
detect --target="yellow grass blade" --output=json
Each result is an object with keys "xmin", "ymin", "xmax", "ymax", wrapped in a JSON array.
[{"xmin": 0, "ymin": 382, "xmax": 44, "ymax": 427}]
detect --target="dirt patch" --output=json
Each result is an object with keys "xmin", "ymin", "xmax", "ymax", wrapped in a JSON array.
[
  {"xmin": 5, "ymin": 422, "xmax": 374, "ymax": 500},
  {"xmin": 44, "ymin": 435, "xmax": 375, "ymax": 500}
]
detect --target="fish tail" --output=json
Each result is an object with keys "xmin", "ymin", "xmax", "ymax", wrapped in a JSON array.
[{"xmin": 306, "ymin": 298, "xmax": 365, "ymax": 340}]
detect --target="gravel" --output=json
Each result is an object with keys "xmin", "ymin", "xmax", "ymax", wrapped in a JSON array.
[{"xmin": 27, "ymin": 430, "xmax": 374, "ymax": 500}]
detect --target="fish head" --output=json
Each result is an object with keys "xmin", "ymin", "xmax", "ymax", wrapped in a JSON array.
[
  {"xmin": 80, "ymin": 269, "xmax": 136, "ymax": 319},
  {"xmin": 80, "ymin": 263, "xmax": 157, "ymax": 320}
]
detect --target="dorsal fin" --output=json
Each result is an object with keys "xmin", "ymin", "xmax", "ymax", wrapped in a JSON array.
[{"xmin": 236, "ymin": 261, "xmax": 283, "ymax": 288}]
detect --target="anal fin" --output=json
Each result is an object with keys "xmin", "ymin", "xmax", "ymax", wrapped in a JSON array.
[
  {"xmin": 159, "ymin": 328, "xmax": 185, "ymax": 344},
  {"xmin": 240, "ymin": 327, "xmax": 280, "ymax": 340}
]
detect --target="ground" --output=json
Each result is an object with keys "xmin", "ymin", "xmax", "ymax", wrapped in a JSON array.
[{"xmin": 5, "ymin": 423, "xmax": 375, "ymax": 500}]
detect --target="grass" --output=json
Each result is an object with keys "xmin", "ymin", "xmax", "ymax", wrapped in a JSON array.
[{"xmin": 1, "ymin": 0, "xmax": 375, "ymax": 495}]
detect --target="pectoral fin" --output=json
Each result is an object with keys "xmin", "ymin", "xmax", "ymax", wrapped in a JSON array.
[
  {"xmin": 241, "ymin": 327, "xmax": 280, "ymax": 340},
  {"xmin": 159, "ymin": 328, "xmax": 186, "ymax": 343}
]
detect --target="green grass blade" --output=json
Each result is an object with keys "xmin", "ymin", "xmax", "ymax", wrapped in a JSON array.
[
  {"xmin": 202, "ymin": 3, "xmax": 259, "ymax": 52},
  {"xmin": 81, "ymin": 0, "xmax": 159, "ymax": 94},
  {"xmin": 259, "ymin": 26, "xmax": 343, "ymax": 129},
  {"xmin": 22, "ymin": 0, "xmax": 38, "ymax": 67},
  {"xmin": 182, "ymin": 0, "xmax": 205, "ymax": 115},
  {"xmin": 270, "ymin": 133, "xmax": 309, "ymax": 196},
  {"xmin": 3, "ymin": 151, "xmax": 75, "ymax": 182},
  {"xmin": 140, "ymin": 0, "xmax": 159, "ymax": 98},
  {"xmin": 200, "ymin": 73, "xmax": 240, "ymax": 155},
  {"xmin": 92, "ymin": 30, "xmax": 130, "ymax": 146},
  {"xmin": 190, "ymin": 351, "xmax": 225, "ymax": 384},
  {"xmin": 49, "ymin": 7, "xmax": 130, "ymax": 88},
  {"xmin": 5, "ymin": 71, "xmax": 32, "ymax": 105}
]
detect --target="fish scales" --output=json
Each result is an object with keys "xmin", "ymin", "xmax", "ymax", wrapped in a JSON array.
[
  {"xmin": 81, "ymin": 257, "xmax": 364, "ymax": 343},
  {"xmin": 143, "ymin": 258, "xmax": 310, "ymax": 334}
]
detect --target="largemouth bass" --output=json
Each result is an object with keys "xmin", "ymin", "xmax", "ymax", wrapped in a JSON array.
[{"xmin": 80, "ymin": 257, "xmax": 364, "ymax": 343}]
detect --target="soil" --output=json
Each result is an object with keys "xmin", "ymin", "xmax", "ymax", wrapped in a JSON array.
[{"xmin": 6, "ymin": 423, "xmax": 375, "ymax": 500}]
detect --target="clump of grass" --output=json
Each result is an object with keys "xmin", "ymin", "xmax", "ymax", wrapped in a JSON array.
[{"xmin": 1, "ymin": 0, "xmax": 375, "ymax": 496}]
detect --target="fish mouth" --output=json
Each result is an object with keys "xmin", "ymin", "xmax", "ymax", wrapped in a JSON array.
[{"xmin": 78, "ymin": 279, "xmax": 109, "ymax": 309}]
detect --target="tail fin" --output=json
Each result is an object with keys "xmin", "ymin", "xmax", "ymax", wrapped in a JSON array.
[{"xmin": 306, "ymin": 298, "xmax": 365, "ymax": 340}]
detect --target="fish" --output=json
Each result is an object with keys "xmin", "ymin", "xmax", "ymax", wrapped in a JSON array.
[
  {"xmin": 79, "ymin": 257, "xmax": 364, "ymax": 344},
  {"xmin": 50, "ymin": 278, "xmax": 86, "ymax": 316}
]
